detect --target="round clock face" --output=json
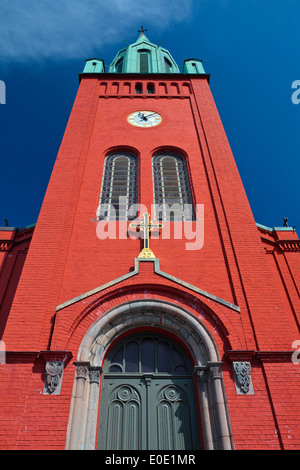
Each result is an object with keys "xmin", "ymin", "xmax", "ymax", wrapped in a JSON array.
[{"xmin": 127, "ymin": 111, "xmax": 162, "ymax": 128}]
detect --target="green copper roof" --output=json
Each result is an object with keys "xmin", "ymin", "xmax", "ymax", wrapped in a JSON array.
[
  {"xmin": 82, "ymin": 32, "xmax": 206, "ymax": 75},
  {"xmin": 109, "ymin": 32, "xmax": 180, "ymax": 74}
]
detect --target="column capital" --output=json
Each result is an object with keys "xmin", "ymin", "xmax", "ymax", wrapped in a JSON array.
[
  {"xmin": 207, "ymin": 361, "xmax": 223, "ymax": 379},
  {"xmin": 89, "ymin": 366, "xmax": 102, "ymax": 384},
  {"xmin": 74, "ymin": 361, "xmax": 90, "ymax": 379}
]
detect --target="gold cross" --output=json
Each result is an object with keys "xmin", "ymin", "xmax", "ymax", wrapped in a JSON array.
[{"xmin": 129, "ymin": 213, "xmax": 163, "ymax": 259}]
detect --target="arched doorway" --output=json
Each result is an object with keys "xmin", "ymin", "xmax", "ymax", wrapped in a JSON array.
[
  {"xmin": 65, "ymin": 300, "xmax": 234, "ymax": 450},
  {"xmin": 98, "ymin": 332, "xmax": 201, "ymax": 450}
]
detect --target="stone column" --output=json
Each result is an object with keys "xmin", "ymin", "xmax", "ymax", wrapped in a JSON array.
[
  {"xmin": 84, "ymin": 366, "xmax": 102, "ymax": 449},
  {"xmin": 208, "ymin": 362, "xmax": 233, "ymax": 450},
  {"xmin": 195, "ymin": 367, "xmax": 215, "ymax": 450},
  {"xmin": 68, "ymin": 362, "xmax": 90, "ymax": 450}
]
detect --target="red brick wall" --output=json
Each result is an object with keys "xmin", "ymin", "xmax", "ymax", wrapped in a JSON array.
[
  {"xmin": 0, "ymin": 356, "xmax": 74, "ymax": 450},
  {"xmin": 0, "ymin": 226, "xmax": 34, "ymax": 338},
  {"xmin": 0, "ymin": 75, "xmax": 299, "ymax": 450}
]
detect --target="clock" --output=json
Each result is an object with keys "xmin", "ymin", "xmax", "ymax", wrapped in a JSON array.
[{"xmin": 127, "ymin": 111, "xmax": 162, "ymax": 128}]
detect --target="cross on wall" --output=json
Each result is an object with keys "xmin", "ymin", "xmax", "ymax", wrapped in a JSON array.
[{"xmin": 129, "ymin": 213, "xmax": 163, "ymax": 259}]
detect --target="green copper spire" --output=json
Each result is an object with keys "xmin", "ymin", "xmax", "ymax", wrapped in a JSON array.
[
  {"xmin": 82, "ymin": 28, "xmax": 206, "ymax": 76},
  {"xmin": 109, "ymin": 29, "xmax": 180, "ymax": 74}
]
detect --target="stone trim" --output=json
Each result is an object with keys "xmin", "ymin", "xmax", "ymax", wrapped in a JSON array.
[{"xmin": 56, "ymin": 258, "xmax": 240, "ymax": 313}]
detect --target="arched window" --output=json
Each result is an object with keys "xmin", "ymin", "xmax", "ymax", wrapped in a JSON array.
[
  {"xmin": 138, "ymin": 49, "xmax": 150, "ymax": 73},
  {"xmin": 147, "ymin": 83, "xmax": 155, "ymax": 94},
  {"xmin": 164, "ymin": 57, "xmax": 173, "ymax": 73},
  {"xmin": 152, "ymin": 152, "xmax": 194, "ymax": 221},
  {"xmin": 115, "ymin": 57, "xmax": 124, "ymax": 73},
  {"xmin": 98, "ymin": 152, "xmax": 138, "ymax": 221},
  {"xmin": 135, "ymin": 83, "xmax": 143, "ymax": 94},
  {"xmin": 106, "ymin": 333, "xmax": 192, "ymax": 374}
]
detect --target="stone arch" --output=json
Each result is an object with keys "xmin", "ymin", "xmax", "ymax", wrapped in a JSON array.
[{"xmin": 65, "ymin": 300, "xmax": 234, "ymax": 450}]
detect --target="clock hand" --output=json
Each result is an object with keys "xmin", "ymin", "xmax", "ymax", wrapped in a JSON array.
[
  {"xmin": 137, "ymin": 112, "xmax": 147, "ymax": 121},
  {"xmin": 144, "ymin": 112, "xmax": 157, "ymax": 119}
]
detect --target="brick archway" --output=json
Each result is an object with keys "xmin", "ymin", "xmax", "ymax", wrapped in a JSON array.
[{"xmin": 65, "ymin": 300, "xmax": 234, "ymax": 450}]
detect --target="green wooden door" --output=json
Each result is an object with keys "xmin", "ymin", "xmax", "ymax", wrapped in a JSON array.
[{"xmin": 98, "ymin": 334, "xmax": 201, "ymax": 450}]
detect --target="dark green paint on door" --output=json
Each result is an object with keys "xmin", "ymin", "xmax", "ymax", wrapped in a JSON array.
[{"xmin": 98, "ymin": 334, "xmax": 201, "ymax": 450}]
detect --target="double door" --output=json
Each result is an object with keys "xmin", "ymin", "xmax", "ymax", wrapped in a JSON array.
[
  {"xmin": 98, "ymin": 374, "xmax": 200, "ymax": 450},
  {"xmin": 98, "ymin": 333, "xmax": 201, "ymax": 450}
]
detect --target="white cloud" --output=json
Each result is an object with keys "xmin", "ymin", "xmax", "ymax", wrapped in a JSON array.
[{"xmin": 0, "ymin": 0, "xmax": 194, "ymax": 63}]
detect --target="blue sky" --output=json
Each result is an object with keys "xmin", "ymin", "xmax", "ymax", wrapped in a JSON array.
[{"xmin": 0, "ymin": 0, "xmax": 299, "ymax": 231}]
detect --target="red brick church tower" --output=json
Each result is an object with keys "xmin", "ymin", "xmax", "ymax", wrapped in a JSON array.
[{"xmin": 1, "ymin": 30, "xmax": 300, "ymax": 451}]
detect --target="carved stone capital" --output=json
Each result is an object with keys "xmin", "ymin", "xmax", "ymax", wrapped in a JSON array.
[
  {"xmin": 194, "ymin": 366, "xmax": 207, "ymax": 381},
  {"xmin": 89, "ymin": 367, "xmax": 102, "ymax": 384},
  {"xmin": 74, "ymin": 362, "xmax": 90, "ymax": 380},
  {"xmin": 207, "ymin": 362, "xmax": 223, "ymax": 380}
]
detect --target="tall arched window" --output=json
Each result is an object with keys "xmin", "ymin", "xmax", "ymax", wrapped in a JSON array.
[
  {"xmin": 152, "ymin": 152, "xmax": 194, "ymax": 221},
  {"xmin": 115, "ymin": 57, "xmax": 124, "ymax": 73},
  {"xmin": 135, "ymin": 83, "xmax": 143, "ymax": 94},
  {"xmin": 138, "ymin": 49, "xmax": 150, "ymax": 73},
  {"xmin": 147, "ymin": 82, "xmax": 155, "ymax": 94},
  {"xmin": 98, "ymin": 152, "xmax": 138, "ymax": 220},
  {"xmin": 164, "ymin": 57, "xmax": 173, "ymax": 73}
]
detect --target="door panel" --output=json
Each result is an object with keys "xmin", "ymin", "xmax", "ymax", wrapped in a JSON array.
[
  {"xmin": 98, "ymin": 375, "xmax": 200, "ymax": 450},
  {"xmin": 98, "ymin": 333, "xmax": 201, "ymax": 450},
  {"xmin": 150, "ymin": 379, "xmax": 200, "ymax": 450},
  {"xmin": 99, "ymin": 379, "xmax": 146, "ymax": 450}
]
